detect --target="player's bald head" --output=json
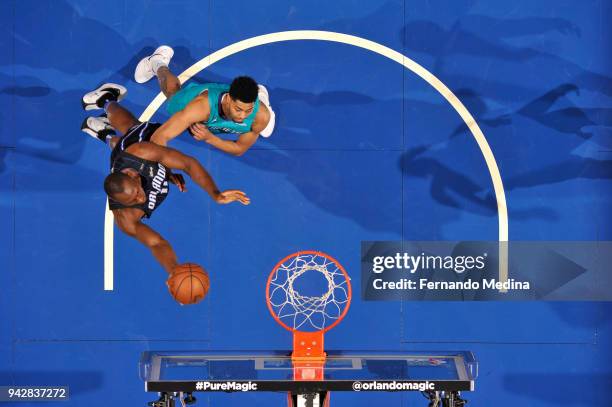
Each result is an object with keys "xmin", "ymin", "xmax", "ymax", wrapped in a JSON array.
[{"xmin": 104, "ymin": 172, "xmax": 132, "ymax": 199}]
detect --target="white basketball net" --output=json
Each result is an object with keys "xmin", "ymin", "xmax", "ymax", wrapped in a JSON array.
[{"xmin": 268, "ymin": 253, "xmax": 350, "ymax": 332}]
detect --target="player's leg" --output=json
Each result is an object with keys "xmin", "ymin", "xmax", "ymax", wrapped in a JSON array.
[
  {"xmin": 81, "ymin": 83, "xmax": 140, "ymax": 146},
  {"xmin": 134, "ymin": 46, "xmax": 180, "ymax": 98},
  {"xmin": 81, "ymin": 115, "xmax": 118, "ymax": 147},
  {"xmin": 105, "ymin": 101, "xmax": 139, "ymax": 135},
  {"xmin": 81, "ymin": 111, "xmax": 134, "ymax": 149},
  {"xmin": 81, "ymin": 83, "xmax": 127, "ymax": 111},
  {"xmin": 156, "ymin": 66, "xmax": 181, "ymax": 99},
  {"xmin": 108, "ymin": 136, "xmax": 121, "ymax": 149},
  {"xmin": 82, "ymin": 83, "xmax": 140, "ymax": 132}
]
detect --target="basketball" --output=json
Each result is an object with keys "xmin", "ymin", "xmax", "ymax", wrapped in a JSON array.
[{"xmin": 167, "ymin": 263, "xmax": 210, "ymax": 305}]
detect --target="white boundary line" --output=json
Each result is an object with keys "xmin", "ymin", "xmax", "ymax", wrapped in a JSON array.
[
  {"xmin": 104, "ymin": 199, "xmax": 114, "ymax": 290},
  {"xmin": 104, "ymin": 30, "xmax": 508, "ymax": 291}
]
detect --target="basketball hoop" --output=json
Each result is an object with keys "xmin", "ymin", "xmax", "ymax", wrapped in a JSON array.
[{"xmin": 266, "ymin": 251, "xmax": 351, "ymax": 381}]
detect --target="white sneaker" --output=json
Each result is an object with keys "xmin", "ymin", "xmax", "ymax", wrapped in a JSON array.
[
  {"xmin": 81, "ymin": 83, "xmax": 127, "ymax": 111},
  {"xmin": 134, "ymin": 45, "xmax": 174, "ymax": 84},
  {"xmin": 81, "ymin": 115, "xmax": 116, "ymax": 143},
  {"xmin": 257, "ymin": 85, "xmax": 275, "ymax": 138}
]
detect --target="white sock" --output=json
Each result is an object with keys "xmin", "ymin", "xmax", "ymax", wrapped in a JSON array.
[{"xmin": 151, "ymin": 57, "xmax": 167, "ymax": 75}]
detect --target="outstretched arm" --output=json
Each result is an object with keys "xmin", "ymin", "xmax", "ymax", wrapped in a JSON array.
[
  {"xmin": 150, "ymin": 97, "xmax": 209, "ymax": 146},
  {"xmin": 113, "ymin": 208, "xmax": 178, "ymax": 273},
  {"xmin": 127, "ymin": 142, "xmax": 250, "ymax": 205}
]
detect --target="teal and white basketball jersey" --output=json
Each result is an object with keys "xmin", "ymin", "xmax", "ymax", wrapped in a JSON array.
[{"xmin": 166, "ymin": 82, "xmax": 259, "ymax": 135}]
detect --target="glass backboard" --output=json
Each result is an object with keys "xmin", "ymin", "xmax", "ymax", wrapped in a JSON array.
[{"xmin": 140, "ymin": 350, "xmax": 477, "ymax": 394}]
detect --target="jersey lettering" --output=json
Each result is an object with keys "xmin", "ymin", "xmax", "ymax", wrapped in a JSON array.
[{"xmin": 148, "ymin": 165, "xmax": 168, "ymax": 210}]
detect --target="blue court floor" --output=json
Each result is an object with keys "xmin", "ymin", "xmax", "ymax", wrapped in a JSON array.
[{"xmin": 1, "ymin": 1, "xmax": 612, "ymax": 406}]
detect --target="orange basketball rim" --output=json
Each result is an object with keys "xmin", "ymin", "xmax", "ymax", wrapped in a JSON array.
[{"xmin": 266, "ymin": 251, "xmax": 352, "ymax": 381}]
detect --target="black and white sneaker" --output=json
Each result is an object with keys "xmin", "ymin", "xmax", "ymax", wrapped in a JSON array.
[
  {"xmin": 81, "ymin": 83, "xmax": 127, "ymax": 111},
  {"xmin": 81, "ymin": 115, "xmax": 116, "ymax": 144}
]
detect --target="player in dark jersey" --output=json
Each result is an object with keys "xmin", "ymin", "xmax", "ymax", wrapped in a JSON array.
[{"xmin": 81, "ymin": 83, "xmax": 250, "ymax": 273}]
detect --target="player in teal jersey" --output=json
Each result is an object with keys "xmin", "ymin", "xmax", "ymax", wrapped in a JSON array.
[{"xmin": 134, "ymin": 46, "xmax": 276, "ymax": 156}]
